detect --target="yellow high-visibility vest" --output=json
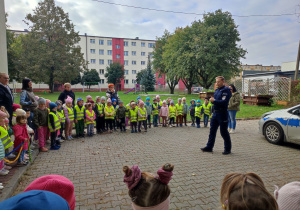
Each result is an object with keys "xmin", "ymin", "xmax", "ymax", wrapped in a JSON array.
[
  {"xmin": 96, "ymin": 103, "xmax": 103, "ymax": 116},
  {"xmin": 176, "ymin": 104, "xmax": 183, "ymax": 116},
  {"xmin": 66, "ymin": 107, "xmax": 74, "ymax": 122},
  {"xmin": 57, "ymin": 109, "xmax": 65, "ymax": 123},
  {"xmin": 152, "ymin": 103, "xmax": 159, "ymax": 115},
  {"xmin": 86, "ymin": 110, "xmax": 96, "ymax": 125},
  {"xmin": 138, "ymin": 107, "xmax": 146, "ymax": 121},
  {"xmin": 130, "ymin": 109, "xmax": 138, "ymax": 122},
  {"xmin": 169, "ymin": 106, "xmax": 176, "ymax": 118},
  {"xmin": 0, "ymin": 126, "xmax": 13, "ymax": 150},
  {"xmin": 105, "ymin": 106, "xmax": 114, "ymax": 119},
  {"xmin": 75, "ymin": 105, "xmax": 85, "ymax": 120},
  {"xmin": 48, "ymin": 112, "xmax": 61, "ymax": 132},
  {"xmin": 195, "ymin": 106, "xmax": 203, "ymax": 118},
  {"xmin": 202, "ymin": 103, "xmax": 212, "ymax": 116}
]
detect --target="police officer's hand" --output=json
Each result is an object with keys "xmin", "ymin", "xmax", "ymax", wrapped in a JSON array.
[{"xmin": 210, "ymin": 97, "xmax": 215, "ymax": 103}]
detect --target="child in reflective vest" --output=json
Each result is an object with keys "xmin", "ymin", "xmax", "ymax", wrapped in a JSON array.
[
  {"xmin": 100, "ymin": 96, "xmax": 106, "ymax": 132},
  {"xmin": 74, "ymin": 98, "xmax": 85, "ymax": 138},
  {"xmin": 129, "ymin": 102, "xmax": 138, "ymax": 133},
  {"xmin": 104, "ymin": 98, "xmax": 115, "ymax": 133},
  {"xmin": 95, "ymin": 96, "xmax": 104, "ymax": 134},
  {"xmin": 125, "ymin": 100, "xmax": 135, "ymax": 128},
  {"xmin": 48, "ymin": 103, "xmax": 61, "ymax": 150},
  {"xmin": 182, "ymin": 97, "xmax": 189, "ymax": 126},
  {"xmin": 168, "ymin": 101, "xmax": 176, "ymax": 127},
  {"xmin": 152, "ymin": 98, "xmax": 159, "ymax": 127},
  {"xmin": 55, "ymin": 100, "xmax": 65, "ymax": 140},
  {"xmin": 159, "ymin": 100, "xmax": 169, "ymax": 127},
  {"xmin": 195, "ymin": 100, "xmax": 203, "ymax": 128},
  {"xmin": 112, "ymin": 99, "xmax": 118, "ymax": 131},
  {"xmin": 33, "ymin": 98, "xmax": 49, "ymax": 152},
  {"xmin": 176, "ymin": 98, "xmax": 183, "ymax": 127},
  {"xmin": 64, "ymin": 97, "xmax": 74, "ymax": 140},
  {"xmin": 145, "ymin": 97, "xmax": 152, "ymax": 128},
  {"xmin": 189, "ymin": 99, "xmax": 196, "ymax": 127},
  {"xmin": 202, "ymin": 97, "xmax": 212, "ymax": 128},
  {"xmin": 137, "ymin": 101, "xmax": 147, "ymax": 132},
  {"xmin": 85, "ymin": 103, "xmax": 96, "ymax": 136}
]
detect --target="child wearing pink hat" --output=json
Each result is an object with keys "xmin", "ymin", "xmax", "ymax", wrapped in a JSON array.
[
  {"xmin": 156, "ymin": 95, "xmax": 163, "ymax": 125},
  {"xmin": 104, "ymin": 98, "xmax": 115, "ymax": 133},
  {"xmin": 64, "ymin": 97, "xmax": 74, "ymax": 140},
  {"xmin": 123, "ymin": 163, "xmax": 174, "ymax": 210},
  {"xmin": 24, "ymin": 175, "xmax": 76, "ymax": 210},
  {"xmin": 274, "ymin": 181, "xmax": 300, "ymax": 210},
  {"xmin": 137, "ymin": 101, "xmax": 147, "ymax": 132},
  {"xmin": 159, "ymin": 100, "xmax": 169, "ymax": 127},
  {"xmin": 12, "ymin": 103, "xmax": 21, "ymax": 126}
]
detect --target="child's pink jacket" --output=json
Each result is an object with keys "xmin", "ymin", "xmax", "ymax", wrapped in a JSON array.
[
  {"xmin": 85, "ymin": 110, "xmax": 96, "ymax": 122},
  {"xmin": 160, "ymin": 106, "xmax": 169, "ymax": 117}
]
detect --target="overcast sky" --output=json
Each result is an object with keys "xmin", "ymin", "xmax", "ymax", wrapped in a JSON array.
[{"xmin": 4, "ymin": 0, "xmax": 300, "ymax": 66}]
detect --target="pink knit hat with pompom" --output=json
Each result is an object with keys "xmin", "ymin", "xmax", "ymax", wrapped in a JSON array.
[
  {"xmin": 65, "ymin": 96, "xmax": 73, "ymax": 104},
  {"xmin": 139, "ymin": 100, "xmax": 144, "ymax": 105},
  {"xmin": 274, "ymin": 181, "xmax": 300, "ymax": 210},
  {"xmin": 24, "ymin": 175, "xmax": 75, "ymax": 210},
  {"xmin": 0, "ymin": 111, "xmax": 7, "ymax": 119},
  {"xmin": 107, "ymin": 98, "xmax": 112, "ymax": 103}
]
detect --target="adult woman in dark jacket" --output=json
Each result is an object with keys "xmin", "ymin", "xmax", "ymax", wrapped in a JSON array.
[
  {"xmin": 106, "ymin": 83, "xmax": 120, "ymax": 105},
  {"xmin": 58, "ymin": 83, "xmax": 75, "ymax": 106},
  {"xmin": 20, "ymin": 78, "xmax": 38, "ymax": 112},
  {"xmin": 228, "ymin": 84, "xmax": 240, "ymax": 134}
]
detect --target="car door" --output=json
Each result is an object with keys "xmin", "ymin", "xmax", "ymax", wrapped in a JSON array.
[{"xmin": 287, "ymin": 107, "xmax": 300, "ymax": 144}]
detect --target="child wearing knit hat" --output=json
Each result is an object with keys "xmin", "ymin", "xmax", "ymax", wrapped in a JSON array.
[
  {"xmin": 168, "ymin": 101, "xmax": 176, "ymax": 127},
  {"xmin": 24, "ymin": 175, "xmax": 76, "ymax": 210},
  {"xmin": 129, "ymin": 102, "xmax": 138, "ymax": 133},
  {"xmin": 86, "ymin": 95, "xmax": 92, "ymax": 104},
  {"xmin": 220, "ymin": 172, "xmax": 278, "ymax": 210},
  {"xmin": 159, "ymin": 100, "xmax": 169, "ymax": 127},
  {"xmin": 33, "ymin": 98, "xmax": 49, "ymax": 152},
  {"xmin": 12, "ymin": 103, "xmax": 21, "ymax": 126},
  {"xmin": 94, "ymin": 96, "xmax": 104, "ymax": 134},
  {"xmin": 156, "ymin": 95, "xmax": 163, "ymax": 125},
  {"xmin": 175, "ymin": 98, "xmax": 183, "ymax": 127},
  {"xmin": 112, "ymin": 98, "xmax": 118, "ymax": 131},
  {"xmin": 152, "ymin": 98, "xmax": 159, "ymax": 127},
  {"xmin": 125, "ymin": 100, "xmax": 135, "ymax": 128},
  {"xmin": 145, "ymin": 97, "xmax": 152, "ymax": 128},
  {"xmin": 104, "ymin": 98, "xmax": 115, "ymax": 133},
  {"xmin": 48, "ymin": 102, "xmax": 60, "ymax": 150},
  {"xmin": 195, "ymin": 99, "xmax": 203, "ymax": 128},
  {"xmin": 123, "ymin": 163, "xmax": 174, "ymax": 209},
  {"xmin": 64, "ymin": 97, "xmax": 74, "ymax": 140},
  {"xmin": 182, "ymin": 97, "xmax": 189, "ymax": 126},
  {"xmin": 74, "ymin": 98, "xmax": 85, "ymax": 138},
  {"xmin": 274, "ymin": 181, "xmax": 300, "ymax": 210},
  {"xmin": 85, "ymin": 103, "xmax": 96, "ymax": 137},
  {"xmin": 116, "ymin": 101, "xmax": 127, "ymax": 132},
  {"xmin": 56, "ymin": 100, "xmax": 65, "ymax": 140},
  {"xmin": 12, "ymin": 109, "xmax": 30, "ymax": 166},
  {"xmin": 137, "ymin": 101, "xmax": 147, "ymax": 132},
  {"xmin": 100, "ymin": 96, "xmax": 107, "ymax": 132}
]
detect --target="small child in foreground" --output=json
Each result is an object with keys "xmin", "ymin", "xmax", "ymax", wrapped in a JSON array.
[
  {"xmin": 137, "ymin": 101, "xmax": 147, "ymax": 132},
  {"xmin": 123, "ymin": 163, "xmax": 174, "ymax": 209},
  {"xmin": 129, "ymin": 102, "xmax": 138, "ymax": 133},
  {"xmin": 159, "ymin": 100, "xmax": 169, "ymax": 127},
  {"xmin": 85, "ymin": 103, "xmax": 96, "ymax": 137}
]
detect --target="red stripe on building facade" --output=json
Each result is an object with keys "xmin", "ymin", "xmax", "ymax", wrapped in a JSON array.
[{"xmin": 112, "ymin": 38, "xmax": 124, "ymax": 90}]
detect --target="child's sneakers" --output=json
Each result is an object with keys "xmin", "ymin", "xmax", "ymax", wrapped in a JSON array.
[
  {"xmin": 197, "ymin": 125, "xmax": 201, "ymax": 128},
  {"xmin": 17, "ymin": 161, "xmax": 28, "ymax": 167},
  {"xmin": 169, "ymin": 125, "xmax": 172, "ymax": 128},
  {"xmin": 185, "ymin": 124, "xmax": 187, "ymax": 126},
  {"xmin": 0, "ymin": 168, "xmax": 9, "ymax": 175},
  {"xmin": 131, "ymin": 130, "xmax": 134, "ymax": 133},
  {"xmin": 176, "ymin": 124, "xmax": 179, "ymax": 127},
  {"xmin": 180, "ymin": 124, "xmax": 183, "ymax": 127},
  {"xmin": 50, "ymin": 145, "xmax": 60, "ymax": 150},
  {"xmin": 135, "ymin": 129, "xmax": 138, "ymax": 133}
]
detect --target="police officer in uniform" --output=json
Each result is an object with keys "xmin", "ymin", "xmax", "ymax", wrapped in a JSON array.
[{"xmin": 201, "ymin": 76, "xmax": 232, "ymax": 155}]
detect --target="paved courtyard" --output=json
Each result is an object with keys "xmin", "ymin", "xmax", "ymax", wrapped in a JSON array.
[{"xmin": 13, "ymin": 120, "xmax": 300, "ymax": 210}]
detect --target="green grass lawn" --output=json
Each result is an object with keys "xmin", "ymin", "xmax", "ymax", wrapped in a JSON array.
[{"xmin": 15, "ymin": 91, "xmax": 285, "ymax": 119}]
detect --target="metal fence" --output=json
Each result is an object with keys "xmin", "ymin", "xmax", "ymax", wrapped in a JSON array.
[{"xmin": 231, "ymin": 77, "xmax": 293, "ymax": 102}]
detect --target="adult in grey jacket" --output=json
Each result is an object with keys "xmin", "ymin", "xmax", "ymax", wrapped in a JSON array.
[
  {"xmin": 0, "ymin": 73, "xmax": 14, "ymax": 124},
  {"xmin": 228, "ymin": 84, "xmax": 240, "ymax": 134}
]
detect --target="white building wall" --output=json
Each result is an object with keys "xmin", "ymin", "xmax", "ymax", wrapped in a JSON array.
[
  {"xmin": 0, "ymin": 0, "xmax": 8, "ymax": 74},
  {"xmin": 281, "ymin": 61, "xmax": 297, "ymax": 72}
]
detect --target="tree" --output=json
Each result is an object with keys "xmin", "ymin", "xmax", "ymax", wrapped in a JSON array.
[
  {"xmin": 104, "ymin": 62, "xmax": 124, "ymax": 85},
  {"xmin": 136, "ymin": 69, "xmax": 146, "ymax": 84},
  {"xmin": 152, "ymin": 30, "xmax": 179, "ymax": 94},
  {"xmin": 14, "ymin": 0, "xmax": 87, "ymax": 92},
  {"xmin": 191, "ymin": 10, "xmax": 247, "ymax": 88},
  {"xmin": 141, "ymin": 56, "xmax": 156, "ymax": 92},
  {"xmin": 71, "ymin": 72, "xmax": 82, "ymax": 85},
  {"xmin": 81, "ymin": 69, "xmax": 101, "ymax": 89}
]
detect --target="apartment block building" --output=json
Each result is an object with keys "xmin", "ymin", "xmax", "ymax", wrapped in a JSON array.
[
  {"xmin": 78, "ymin": 34, "xmax": 156, "ymax": 90},
  {"xmin": 12, "ymin": 30, "xmax": 156, "ymax": 90}
]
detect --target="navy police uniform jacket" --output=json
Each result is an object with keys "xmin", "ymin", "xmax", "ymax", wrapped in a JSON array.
[{"xmin": 213, "ymin": 86, "xmax": 232, "ymax": 112}]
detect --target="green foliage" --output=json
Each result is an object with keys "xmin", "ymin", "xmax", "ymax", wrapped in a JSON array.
[
  {"xmin": 71, "ymin": 73, "xmax": 82, "ymax": 85},
  {"xmin": 136, "ymin": 69, "xmax": 146, "ymax": 84},
  {"xmin": 141, "ymin": 57, "xmax": 156, "ymax": 92},
  {"xmin": 152, "ymin": 30, "xmax": 179, "ymax": 94},
  {"xmin": 153, "ymin": 9, "xmax": 246, "ymax": 93},
  {"xmin": 104, "ymin": 62, "xmax": 124, "ymax": 85},
  {"xmin": 81, "ymin": 69, "xmax": 101, "ymax": 88},
  {"xmin": 11, "ymin": 0, "xmax": 87, "ymax": 92}
]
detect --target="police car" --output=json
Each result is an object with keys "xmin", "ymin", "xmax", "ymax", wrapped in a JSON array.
[{"xmin": 259, "ymin": 104, "xmax": 300, "ymax": 145}]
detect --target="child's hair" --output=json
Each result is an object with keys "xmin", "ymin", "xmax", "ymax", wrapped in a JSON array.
[
  {"xmin": 16, "ymin": 115, "xmax": 27, "ymax": 124},
  {"xmin": 205, "ymin": 97, "xmax": 210, "ymax": 100},
  {"xmin": 220, "ymin": 172, "xmax": 278, "ymax": 210},
  {"xmin": 64, "ymin": 83, "xmax": 71, "ymax": 87},
  {"xmin": 85, "ymin": 103, "xmax": 92, "ymax": 109},
  {"xmin": 123, "ymin": 163, "xmax": 174, "ymax": 207}
]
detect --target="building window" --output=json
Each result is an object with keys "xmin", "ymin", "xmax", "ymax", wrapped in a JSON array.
[
  {"xmin": 99, "ymin": 69, "xmax": 104, "ymax": 74},
  {"xmin": 99, "ymin": 40, "xmax": 104, "ymax": 45},
  {"xmin": 124, "ymin": 70, "xmax": 129, "ymax": 75},
  {"xmin": 99, "ymin": 59, "xmax": 104, "ymax": 65},
  {"xmin": 132, "ymin": 61, "xmax": 136, "ymax": 65},
  {"xmin": 125, "ymin": 79, "xmax": 129, "ymax": 84},
  {"xmin": 116, "ymin": 45, "xmax": 120, "ymax": 49},
  {"xmin": 132, "ymin": 70, "xmax": 136, "ymax": 74},
  {"xmin": 108, "ymin": 60, "xmax": 113, "ymax": 65},
  {"xmin": 124, "ymin": 60, "xmax": 128, "ymax": 66},
  {"xmin": 107, "ymin": 50, "xmax": 112, "ymax": 55},
  {"xmin": 132, "ymin": 51, "xmax": 136, "ymax": 56},
  {"xmin": 99, "ymin": 49, "xmax": 104, "ymax": 55},
  {"xmin": 90, "ymin": 39, "xmax": 95, "ymax": 44},
  {"xmin": 141, "ymin": 42, "xmax": 145, "ymax": 47},
  {"xmin": 131, "ymin": 42, "xmax": 136, "ymax": 46},
  {"xmin": 141, "ymin": 52, "xmax": 146, "ymax": 56},
  {"xmin": 124, "ymin": 41, "xmax": 128, "ymax": 46},
  {"xmin": 90, "ymin": 49, "xmax": 95, "ymax": 54},
  {"xmin": 148, "ymin": 43, "xmax": 155, "ymax": 48},
  {"xmin": 132, "ymin": 79, "xmax": 136, "ymax": 84},
  {"xmin": 100, "ymin": 79, "xmax": 105, "ymax": 84},
  {"xmin": 116, "ymin": 54, "xmax": 120, "ymax": 59},
  {"xmin": 107, "ymin": 40, "xmax": 112, "ymax": 46},
  {"xmin": 141, "ymin": 61, "xmax": 145, "ymax": 65},
  {"xmin": 91, "ymin": 59, "xmax": 96, "ymax": 64},
  {"xmin": 124, "ymin": 51, "xmax": 128, "ymax": 56}
]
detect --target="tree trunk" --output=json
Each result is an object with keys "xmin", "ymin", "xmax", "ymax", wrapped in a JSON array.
[
  {"xmin": 187, "ymin": 86, "xmax": 192, "ymax": 94},
  {"xmin": 169, "ymin": 86, "xmax": 175, "ymax": 94}
]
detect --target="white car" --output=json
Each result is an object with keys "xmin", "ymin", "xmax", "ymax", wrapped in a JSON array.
[{"xmin": 259, "ymin": 104, "xmax": 300, "ymax": 145}]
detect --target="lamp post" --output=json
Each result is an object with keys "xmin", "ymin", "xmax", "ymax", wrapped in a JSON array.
[{"xmin": 0, "ymin": 0, "xmax": 8, "ymax": 74}]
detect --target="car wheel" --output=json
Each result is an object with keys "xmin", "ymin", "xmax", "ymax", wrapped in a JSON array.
[{"xmin": 263, "ymin": 122, "xmax": 283, "ymax": 145}]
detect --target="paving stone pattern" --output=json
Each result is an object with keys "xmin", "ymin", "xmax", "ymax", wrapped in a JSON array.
[{"xmin": 13, "ymin": 120, "xmax": 300, "ymax": 210}]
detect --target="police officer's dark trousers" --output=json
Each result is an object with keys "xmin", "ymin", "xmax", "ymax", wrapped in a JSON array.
[{"xmin": 206, "ymin": 112, "xmax": 231, "ymax": 152}]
